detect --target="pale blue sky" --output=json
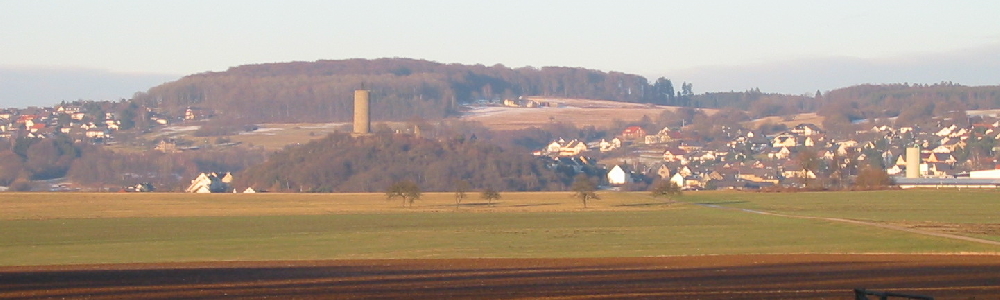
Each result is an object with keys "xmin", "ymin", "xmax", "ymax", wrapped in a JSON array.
[{"xmin": 2, "ymin": 0, "xmax": 1000, "ymax": 107}]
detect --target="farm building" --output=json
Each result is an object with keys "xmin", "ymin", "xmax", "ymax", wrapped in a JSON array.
[
  {"xmin": 894, "ymin": 178, "xmax": 1000, "ymax": 189},
  {"xmin": 185, "ymin": 172, "xmax": 233, "ymax": 193}
]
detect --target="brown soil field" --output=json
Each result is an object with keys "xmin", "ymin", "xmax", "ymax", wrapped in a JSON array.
[
  {"xmin": 461, "ymin": 98, "xmax": 718, "ymax": 131},
  {"xmin": 744, "ymin": 112, "xmax": 826, "ymax": 130},
  {"xmin": 3, "ymin": 254, "xmax": 999, "ymax": 299}
]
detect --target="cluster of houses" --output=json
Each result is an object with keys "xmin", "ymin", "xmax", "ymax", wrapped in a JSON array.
[
  {"xmin": 537, "ymin": 120, "xmax": 1000, "ymax": 190},
  {"xmin": 184, "ymin": 172, "xmax": 256, "ymax": 193},
  {"xmin": 0, "ymin": 104, "xmax": 181, "ymax": 143},
  {"xmin": 0, "ymin": 106, "xmax": 116, "ymax": 142},
  {"xmin": 501, "ymin": 98, "xmax": 550, "ymax": 108}
]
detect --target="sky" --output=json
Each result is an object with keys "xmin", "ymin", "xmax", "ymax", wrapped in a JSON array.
[{"xmin": 2, "ymin": 0, "xmax": 1000, "ymax": 107}]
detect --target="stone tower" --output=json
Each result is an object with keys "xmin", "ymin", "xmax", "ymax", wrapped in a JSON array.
[{"xmin": 353, "ymin": 89, "xmax": 370, "ymax": 136}]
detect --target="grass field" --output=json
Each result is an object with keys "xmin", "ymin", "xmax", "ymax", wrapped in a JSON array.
[
  {"xmin": 680, "ymin": 190, "xmax": 1000, "ymax": 223},
  {"xmin": 680, "ymin": 190, "xmax": 1000, "ymax": 241},
  {"xmin": 3, "ymin": 190, "xmax": 1000, "ymax": 266}
]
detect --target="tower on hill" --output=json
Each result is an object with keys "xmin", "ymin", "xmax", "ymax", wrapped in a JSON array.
[{"xmin": 353, "ymin": 89, "xmax": 370, "ymax": 136}]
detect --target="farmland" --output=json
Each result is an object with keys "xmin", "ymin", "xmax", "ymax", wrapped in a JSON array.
[
  {"xmin": 460, "ymin": 98, "xmax": 718, "ymax": 131},
  {"xmin": 2, "ymin": 190, "xmax": 1000, "ymax": 265},
  {"xmin": 3, "ymin": 190, "xmax": 1000, "ymax": 299}
]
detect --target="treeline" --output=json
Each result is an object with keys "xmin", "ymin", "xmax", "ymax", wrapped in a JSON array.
[
  {"xmin": 235, "ymin": 133, "xmax": 577, "ymax": 192},
  {"xmin": 682, "ymin": 83, "xmax": 1000, "ymax": 134},
  {"xmin": 817, "ymin": 83, "xmax": 1000, "ymax": 130},
  {"xmin": 691, "ymin": 89, "xmax": 817, "ymax": 119},
  {"xmin": 0, "ymin": 136, "xmax": 265, "ymax": 191},
  {"xmin": 133, "ymin": 58, "xmax": 676, "ymax": 125}
]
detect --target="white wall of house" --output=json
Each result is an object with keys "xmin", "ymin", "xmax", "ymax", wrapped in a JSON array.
[
  {"xmin": 970, "ymin": 169, "xmax": 1000, "ymax": 179},
  {"xmin": 670, "ymin": 173, "xmax": 685, "ymax": 188},
  {"xmin": 608, "ymin": 165, "xmax": 631, "ymax": 185}
]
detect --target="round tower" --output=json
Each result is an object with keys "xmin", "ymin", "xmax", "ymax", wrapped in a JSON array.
[{"xmin": 353, "ymin": 90, "xmax": 370, "ymax": 135}]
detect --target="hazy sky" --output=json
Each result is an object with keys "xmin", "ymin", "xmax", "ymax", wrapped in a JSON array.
[{"xmin": 2, "ymin": 0, "xmax": 1000, "ymax": 107}]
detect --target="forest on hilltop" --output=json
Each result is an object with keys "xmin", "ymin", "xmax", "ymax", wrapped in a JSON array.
[
  {"xmin": 685, "ymin": 83, "xmax": 1000, "ymax": 134},
  {"xmin": 817, "ymin": 83, "xmax": 1000, "ymax": 129},
  {"xmin": 132, "ymin": 58, "xmax": 681, "ymax": 126},
  {"xmin": 235, "ymin": 132, "xmax": 580, "ymax": 193},
  {"xmin": 131, "ymin": 58, "xmax": 1000, "ymax": 134}
]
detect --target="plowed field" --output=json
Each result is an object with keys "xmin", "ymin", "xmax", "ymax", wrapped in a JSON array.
[{"xmin": 4, "ymin": 254, "xmax": 999, "ymax": 299}]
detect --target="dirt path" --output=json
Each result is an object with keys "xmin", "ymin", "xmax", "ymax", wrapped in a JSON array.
[{"xmin": 694, "ymin": 203, "xmax": 1000, "ymax": 247}]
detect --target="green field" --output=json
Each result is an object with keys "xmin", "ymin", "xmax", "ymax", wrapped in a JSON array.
[
  {"xmin": 680, "ymin": 190, "xmax": 1000, "ymax": 224},
  {"xmin": 1, "ymin": 190, "xmax": 999, "ymax": 266}
]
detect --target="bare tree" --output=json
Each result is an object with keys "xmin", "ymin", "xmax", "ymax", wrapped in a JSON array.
[
  {"xmin": 480, "ymin": 188, "xmax": 500, "ymax": 206},
  {"xmin": 385, "ymin": 180, "xmax": 421, "ymax": 207},
  {"xmin": 650, "ymin": 179, "xmax": 681, "ymax": 199},
  {"xmin": 454, "ymin": 179, "xmax": 470, "ymax": 208},
  {"xmin": 571, "ymin": 174, "xmax": 599, "ymax": 208},
  {"xmin": 795, "ymin": 147, "xmax": 820, "ymax": 189}
]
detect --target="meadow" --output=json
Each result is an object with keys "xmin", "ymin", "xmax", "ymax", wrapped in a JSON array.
[
  {"xmin": 2, "ymin": 190, "xmax": 999, "ymax": 266},
  {"xmin": 681, "ymin": 189, "xmax": 1000, "ymax": 241}
]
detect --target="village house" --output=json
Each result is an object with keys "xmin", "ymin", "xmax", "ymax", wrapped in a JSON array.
[
  {"xmin": 662, "ymin": 148, "xmax": 688, "ymax": 163},
  {"xmin": 644, "ymin": 127, "xmax": 676, "ymax": 144},
  {"xmin": 771, "ymin": 134, "xmax": 797, "ymax": 148},
  {"xmin": 669, "ymin": 173, "xmax": 685, "ymax": 190},
  {"xmin": 542, "ymin": 138, "xmax": 589, "ymax": 157},
  {"xmin": 28, "ymin": 123, "xmax": 46, "ymax": 133},
  {"xmin": 790, "ymin": 123, "xmax": 822, "ymax": 136},
  {"xmin": 925, "ymin": 152, "xmax": 957, "ymax": 164},
  {"xmin": 85, "ymin": 129, "xmax": 106, "ymax": 138},
  {"xmin": 607, "ymin": 165, "xmax": 632, "ymax": 186},
  {"xmin": 56, "ymin": 106, "xmax": 81, "ymax": 114},
  {"xmin": 781, "ymin": 167, "xmax": 817, "ymax": 180},
  {"xmin": 767, "ymin": 146, "xmax": 792, "ymax": 160},
  {"xmin": 656, "ymin": 164, "xmax": 671, "ymax": 179},
  {"xmin": 559, "ymin": 140, "xmax": 588, "ymax": 156},
  {"xmin": 599, "ymin": 138, "xmax": 622, "ymax": 152},
  {"xmin": 185, "ymin": 172, "xmax": 233, "ymax": 193},
  {"xmin": 621, "ymin": 126, "xmax": 647, "ymax": 140},
  {"xmin": 546, "ymin": 139, "xmax": 564, "ymax": 154},
  {"xmin": 688, "ymin": 151, "xmax": 717, "ymax": 162}
]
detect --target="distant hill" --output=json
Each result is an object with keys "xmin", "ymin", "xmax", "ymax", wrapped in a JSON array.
[
  {"xmin": 0, "ymin": 67, "xmax": 178, "ymax": 108},
  {"xmin": 684, "ymin": 83, "xmax": 1000, "ymax": 132},
  {"xmin": 133, "ymin": 58, "xmax": 672, "ymax": 125},
  {"xmin": 128, "ymin": 58, "xmax": 1000, "ymax": 132},
  {"xmin": 814, "ymin": 83, "xmax": 1000, "ymax": 131}
]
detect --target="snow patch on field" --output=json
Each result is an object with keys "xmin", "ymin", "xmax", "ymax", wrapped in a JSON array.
[
  {"xmin": 239, "ymin": 127, "xmax": 284, "ymax": 135},
  {"xmin": 298, "ymin": 123, "xmax": 349, "ymax": 129},
  {"xmin": 161, "ymin": 126, "xmax": 201, "ymax": 132}
]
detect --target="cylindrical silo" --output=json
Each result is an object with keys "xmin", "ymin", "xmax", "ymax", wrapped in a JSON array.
[{"xmin": 905, "ymin": 146, "xmax": 920, "ymax": 178}]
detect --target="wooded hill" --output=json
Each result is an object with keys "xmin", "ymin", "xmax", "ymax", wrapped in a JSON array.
[
  {"xmin": 133, "ymin": 58, "xmax": 674, "ymax": 125},
  {"xmin": 817, "ymin": 83, "xmax": 1000, "ymax": 125},
  {"xmin": 235, "ymin": 133, "xmax": 580, "ymax": 193},
  {"xmin": 687, "ymin": 83, "xmax": 1000, "ymax": 133},
  {"xmin": 132, "ymin": 58, "xmax": 1000, "ymax": 131}
]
